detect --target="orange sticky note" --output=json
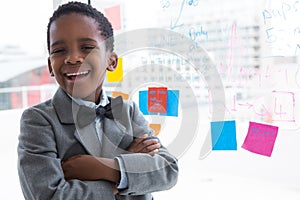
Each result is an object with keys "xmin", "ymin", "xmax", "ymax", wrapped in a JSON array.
[
  {"xmin": 148, "ymin": 87, "xmax": 168, "ymax": 114},
  {"xmin": 104, "ymin": 5, "xmax": 121, "ymax": 30},
  {"xmin": 112, "ymin": 91, "xmax": 129, "ymax": 100},
  {"xmin": 107, "ymin": 58, "xmax": 123, "ymax": 82},
  {"xmin": 149, "ymin": 124, "xmax": 161, "ymax": 136}
]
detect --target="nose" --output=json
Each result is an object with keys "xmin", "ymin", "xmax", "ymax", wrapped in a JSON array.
[{"xmin": 64, "ymin": 50, "xmax": 84, "ymax": 64}]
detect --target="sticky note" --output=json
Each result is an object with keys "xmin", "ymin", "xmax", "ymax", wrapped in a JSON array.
[
  {"xmin": 149, "ymin": 124, "xmax": 161, "ymax": 136},
  {"xmin": 107, "ymin": 58, "xmax": 123, "ymax": 82},
  {"xmin": 104, "ymin": 5, "xmax": 121, "ymax": 30},
  {"xmin": 148, "ymin": 87, "xmax": 168, "ymax": 114},
  {"xmin": 112, "ymin": 91, "xmax": 129, "ymax": 100},
  {"xmin": 211, "ymin": 120, "xmax": 237, "ymax": 150},
  {"xmin": 139, "ymin": 90, "xmax": 179, "ymax": 117},
  {"xmin": 242, "ymin": 122, "xmax": 278, "ymax": 157}
]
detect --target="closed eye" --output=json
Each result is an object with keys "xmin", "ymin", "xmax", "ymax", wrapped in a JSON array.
[
  {"xmin": 81, "ymin": 45, "xmax": 96, "ymax": 51},
  {"xmin": 50, "ymin": 48, "xmax": 65, "ymax": 55}
]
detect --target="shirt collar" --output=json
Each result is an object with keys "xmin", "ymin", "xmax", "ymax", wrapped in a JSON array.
[{"xmin": 68, "ymin": 89, "xmax": 110, "ymax": 109}]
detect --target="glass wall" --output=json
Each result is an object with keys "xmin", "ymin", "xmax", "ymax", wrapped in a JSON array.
[{"xmin": 1, "ymin": 0, "xmax": 299, "ymax": 199}]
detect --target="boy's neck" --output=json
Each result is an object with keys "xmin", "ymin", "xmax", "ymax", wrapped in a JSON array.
[{"xmin": 67, "ymin": 89, "xmax": 106, "ymax": 107}]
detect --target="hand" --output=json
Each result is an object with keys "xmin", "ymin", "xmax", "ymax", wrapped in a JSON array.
[
  {"xmin": 111, "ymin": 183, "xmax": 119, "ymax": 195},
  {"xmin": 127, "ymin": 134, "xmax": 161, "ymax": 155},
  {"xmin": 61, "ymin": 155, "xmax": 120, "ymax": 182}
]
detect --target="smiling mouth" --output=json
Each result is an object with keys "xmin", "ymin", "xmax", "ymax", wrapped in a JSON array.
[{"xmin": 65, "ymin": 70, "xmax": 90, "ymax": 80}]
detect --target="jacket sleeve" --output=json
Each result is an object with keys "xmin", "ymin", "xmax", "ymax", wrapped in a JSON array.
[
  {"xmin": 17, "ymin": 107, "xmax": 115, "ymax": 200},
  {"xmin": 117, "ymin": 101, "xmax": 179, "ymax": 196}
]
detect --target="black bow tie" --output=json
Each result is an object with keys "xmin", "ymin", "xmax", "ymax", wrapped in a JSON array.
[{"xmin": 76, "ymin": 96, "xmax": 123, "ymax": 128}]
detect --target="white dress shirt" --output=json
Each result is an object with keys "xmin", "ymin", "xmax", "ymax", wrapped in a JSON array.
[{"xmin": 69, "ymin": 90, "xmax": 128, "ymax": 189}]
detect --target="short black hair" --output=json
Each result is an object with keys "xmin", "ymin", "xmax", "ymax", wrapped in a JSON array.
[{"xmin": 47, "ymin": 1, "xmax": 114, "ymax": 53}]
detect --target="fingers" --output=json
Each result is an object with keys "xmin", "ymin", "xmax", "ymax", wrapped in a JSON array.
[
  {"xmin": 111, "ymin": 183, "xmax": 119, "ymax": 195},
  {"xmin": 127, "ymin": 134, "xmax": 161, "ymax": 154},
  {"xmin": 132, "ymin": 134, "xmax": 148, "ymax": 145},
  {"xmin": 141, "ymin": 139, "xmax": 161, "ymax": 152},
  {"xmin": 61, "ymin": 161, "xmax": 72, "ymax": 180},
  {"xmin": 127, "ymin": 134, "xmax": 147, "ymax": 153},
  {"xmin": 148, "ymin": 148, "xmax": 159, "ymax": 156}
]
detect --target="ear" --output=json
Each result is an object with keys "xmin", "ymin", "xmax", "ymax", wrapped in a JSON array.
[
  {"xmin": 107, "ymin": 52, "xmax": 118, "ymax": 72},
  {"xmin": 48, "ymin": 57, "xmax": 54, "ymax": 77}
]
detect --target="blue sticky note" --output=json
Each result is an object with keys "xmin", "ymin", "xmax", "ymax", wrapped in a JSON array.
[
  {"xmin": 139, "ymin": 90, "xmax": 148, "ymax": 114},
  {"xmin": 211, "ymin": 120, "xmax": 237, "ymax": 150},
  {"xmin": 139, "ymin": 90, "xmax": 179, "ymax": 117}
]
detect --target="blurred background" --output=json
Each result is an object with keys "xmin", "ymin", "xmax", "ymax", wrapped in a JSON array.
[{"xmin": 1, "ymin": 0, "xmax": 300, "ymax": 199}]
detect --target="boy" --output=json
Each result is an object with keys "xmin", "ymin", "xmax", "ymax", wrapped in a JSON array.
[{"xmin": 17, "ymin": 2, "xmax": 178, "ymax": 200}]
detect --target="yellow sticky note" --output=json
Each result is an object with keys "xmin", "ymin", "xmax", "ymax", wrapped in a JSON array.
[
  {"xmin": 107, "ymin": 57, "xmax": 123, "ymax": 82},
  {"xmin": 112, "ymin": 91, "xmax": 129, "ymax": 100},
  {"xmin": 149, "ymin": 124, "xmax": 161, "ymax": 136}
]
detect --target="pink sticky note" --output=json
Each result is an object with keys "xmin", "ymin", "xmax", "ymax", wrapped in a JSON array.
[
  {"xmin": 104, "ymin": 5, "xmax": 121, "ymax": 30},
  {"xmin": 242, "ymin": 122, "xmax": 278, "ymax": 157}
]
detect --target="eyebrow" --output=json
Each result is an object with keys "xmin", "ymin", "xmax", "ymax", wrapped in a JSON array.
[
  {"xmin": 50, "ymin": 38, "xmax": 98, "ymax": 48},
  {"xmin": 50, "ymin": 40, "xmax": 65, "ymax": 48},
  {"xmin": 78, "ymin": 38, "xmax": 98, "ymax": 43}
]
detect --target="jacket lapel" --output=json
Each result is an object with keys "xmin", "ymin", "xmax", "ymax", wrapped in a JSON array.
[
  {"xmin": 74, "ymin": 124, "xmax": 102, "ymax": 157},
  {"xmin": 101, "ymin": 97, "xmax": 133, "ymax": 157},
  {"xmin": 52, "ymin": 87, "xmax": 75, "ymax": 125},
  {"xmin": 52, "ymin": 87, "xmax": 102, "ymax": 156},
  {"xmin": 71, "ymin": 99, "xmax": 102, "ymax": 157},
  {"xmin": 52, "ymin": 88, "xmax": 133, "ymax": 157}
]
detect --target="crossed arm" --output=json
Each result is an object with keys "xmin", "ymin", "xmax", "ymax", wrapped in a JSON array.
[
  {"xmin": 18, "ymin": 101, "xmax": 178, "ymax": 199},
  {"xmin": 61, "ymin": 134, "xmax": 161, "ymax": 193}
]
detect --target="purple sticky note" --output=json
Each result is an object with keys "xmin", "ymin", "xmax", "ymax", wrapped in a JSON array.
[{"xmin": 242, "ymin": 122, "xmax": 279, "ymax": 157}]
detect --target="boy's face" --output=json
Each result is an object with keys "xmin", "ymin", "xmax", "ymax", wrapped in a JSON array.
[{"xmin": 48, "ymin": 13, "xmax": 117, "ymax": 102}]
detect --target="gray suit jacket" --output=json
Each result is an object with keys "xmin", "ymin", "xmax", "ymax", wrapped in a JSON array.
[{"xmin": 18, "ymin": 87, "xmax": 178, "ymax": 200}]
